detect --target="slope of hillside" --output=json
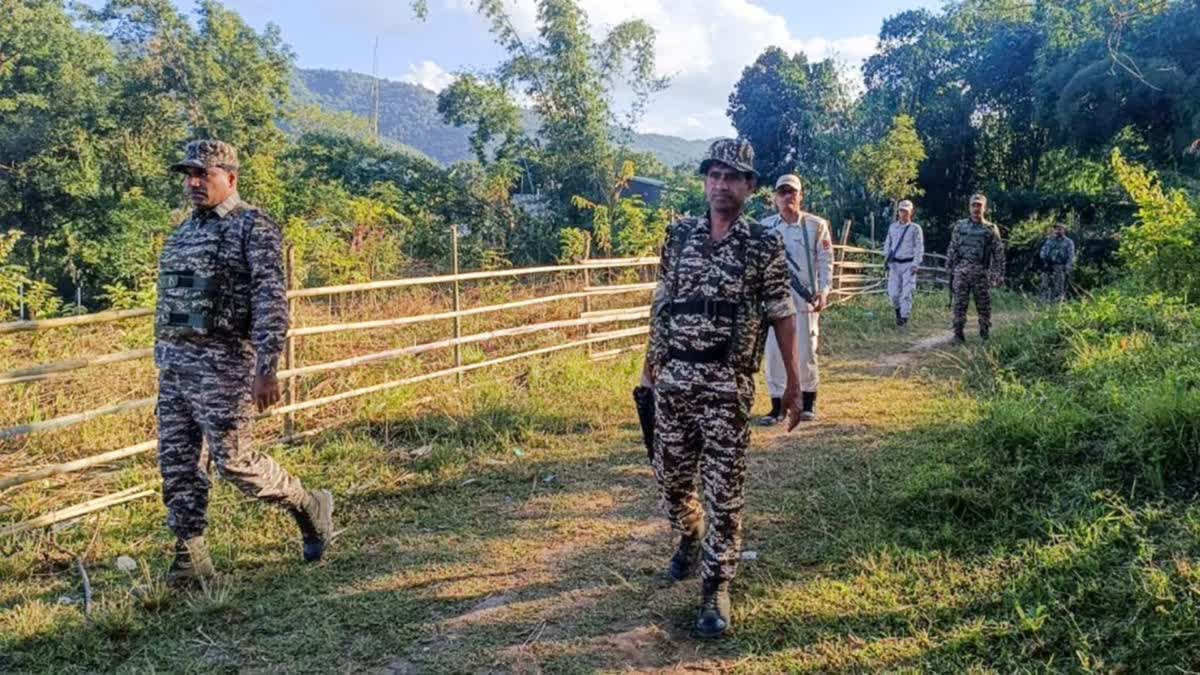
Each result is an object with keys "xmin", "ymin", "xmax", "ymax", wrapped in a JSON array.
[{"xmin": 292, "ymin": 68, "xmax": 712, "ymax": 169}]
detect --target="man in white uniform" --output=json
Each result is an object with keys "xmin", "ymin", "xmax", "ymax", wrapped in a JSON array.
[
  {"xmin": 883, "ymin": 200, "xmax": 925, "ymax": 330},
  {"xmin": 759, "ymin": 174, "xmax": 833, "ymax": 424}
]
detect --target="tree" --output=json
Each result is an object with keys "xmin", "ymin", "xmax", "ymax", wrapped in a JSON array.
[
  {"xmin": 1111, "ymin": 147, "xmax": 1200, "ymax": 295},
  {"xmin": 432, "ymin": 0, "xmax": 667, "ymax": 226},
  {"xmin": 851, "ymin": 115, "xmax": 927, "ymax": 209},
  {"xmin": 727, "ymin": 47, "xmax": 851, "ymax": 187}
]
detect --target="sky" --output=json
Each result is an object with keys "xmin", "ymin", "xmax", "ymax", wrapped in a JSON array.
[{"xmin": 179, "ymin": 0, "xmax": 942, "ymax": 138}]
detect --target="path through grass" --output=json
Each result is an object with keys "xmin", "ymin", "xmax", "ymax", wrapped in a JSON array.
[{"xmin": 9, "ymin": 292, "xmax": 1155, "ymax": 673}]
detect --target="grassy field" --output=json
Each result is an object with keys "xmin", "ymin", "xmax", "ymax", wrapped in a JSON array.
[{"xmin": 3, "ymin": 289, "xmax": 1198, "ymax": 673}]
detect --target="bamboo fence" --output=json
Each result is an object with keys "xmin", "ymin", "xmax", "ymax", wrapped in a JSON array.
[{"xmin": 0, "ymin": 237, "xmax": 945, "ymax": 534}]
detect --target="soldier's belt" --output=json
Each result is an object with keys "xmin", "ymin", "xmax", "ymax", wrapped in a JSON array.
[
  {"xmin": 669, "ymin": 299, "xmax": 738, "ymax": 319},
  {"xmin": 160, "ymin": 272, "xmax": 218, "ymax": 291},
  {"xmin": 165, "ymin": 312, "xmax": 214, "ymax": 330},
  {"xmin": 888, "ymin": 256, "xmax": 915, "ymax": 264},
  {"xmin": 668, "ymin": 343, "xmax": 730, "ymax": 364}
]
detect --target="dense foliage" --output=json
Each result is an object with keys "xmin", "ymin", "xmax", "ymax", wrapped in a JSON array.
[
  {"xmin": 728, "ymin": 0, "xmax": 1199, "ymax": 286},
  {"xmin": 2, "ymin": 0, "xmax": 1199, "ymax": 317}
]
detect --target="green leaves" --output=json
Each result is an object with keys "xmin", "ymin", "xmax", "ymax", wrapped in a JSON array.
[{"xmin": 851, "ymin": 114, "xmax": 927, "ymax": 206}]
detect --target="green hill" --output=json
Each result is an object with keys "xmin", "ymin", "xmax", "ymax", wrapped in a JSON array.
[{"xmin": 292, "ymin": 68, "xmax": 713, "ymax": 169}]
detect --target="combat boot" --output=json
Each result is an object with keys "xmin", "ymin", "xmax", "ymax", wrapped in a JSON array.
[
  {"xmin": 979, "ymin": 326, "xmax": 990, "ymax": 342},
  {"xmin": 693, "ymin": 579, "xmax": 732, "ymax": 639},
  {"xmin": 953, "ymin": 326, "xmax": 966, "ymax": 343},
  {"xmin": 667, "ymin": 532, "xmax": 701, "ymax": 581},
  {"xmin": 894, "ymin": 307, "xmax": 903, "ymax": 328},
  {"xmin": 167, "ymin": 536, "xmax": 215, "ymax": 587},
  {"xmin": 756, "ymin": 397, "xmax": 783, "ymax": 427},
  {"xmin": 291, "ymin": 489, "xmax": 335, "ymax": 562},
  {"xmin": 799, "ymin": 391, "xmax": 817, "ymax": 422}
]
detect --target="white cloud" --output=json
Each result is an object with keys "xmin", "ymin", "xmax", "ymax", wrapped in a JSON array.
[
  {"xmin": 400, "ymin": 60, "xmax": 456, "ymax": 92},
  {"xmin": 443, "ymin": 0, "xmax": 879, "ymax": 138}
]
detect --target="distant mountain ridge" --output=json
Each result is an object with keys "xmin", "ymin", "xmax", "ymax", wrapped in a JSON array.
[{"xmin": 292, "ymin": 68, "xmax": 714, "ymax": 169}]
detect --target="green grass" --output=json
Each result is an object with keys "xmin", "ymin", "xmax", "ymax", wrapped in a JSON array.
[{"xmin": 3, "ymin": 289, "xmax": 1199, "ymax": 672}]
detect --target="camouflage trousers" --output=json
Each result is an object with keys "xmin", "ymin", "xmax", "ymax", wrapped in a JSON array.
[
  {"xmin": 951, "ymin": 264, "xmax": 992, "ymax": 333},
  {"xmin": 652, "ymin": 381, "xmax": 752, "ymax": 584},
  {"xmin": 157, "ymin": 367, "xmax": 308, "ymax": 540},
  {"xmin": 1041, "ymin": 265, "xmax": 1069, "ymax": 303}
]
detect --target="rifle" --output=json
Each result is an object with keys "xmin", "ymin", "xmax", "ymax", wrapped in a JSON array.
[
  {"xmin": 783, "ymin": 248, "xmax": 815, "ymax": 305},
  {"xmin": 633, "ymin": 385, "xmax": 655, "ymax": 462}
]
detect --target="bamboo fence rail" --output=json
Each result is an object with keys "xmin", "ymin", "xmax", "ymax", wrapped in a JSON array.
[{"xmin": 0, "ymin": 241, "xmax": 944, "ymax": 535}]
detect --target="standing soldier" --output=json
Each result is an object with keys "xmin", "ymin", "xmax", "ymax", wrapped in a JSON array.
[
  {"xmin": 1039, "ymin": 223, "xmax": 1076, "ymax": 302},
  {"xmin": 641, "ymin": 139, "xmax": 802, "ymax": 639},
  {"xmin": 946, "ymin": 194, "xmax": 1005, "ymax": 342},
  {"xmin": 157, "ymin": 140, "xmax": 334, "ymax": 585},
  {"xmin": 883, "ymin": 200, "xmax": 925, "ymax": 330},
  {"xmin": 757, "ymin": 174, "xmax": 833, "ymax": 425}
]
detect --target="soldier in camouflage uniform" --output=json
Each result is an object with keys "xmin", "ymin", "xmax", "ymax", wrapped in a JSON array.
[
  {"xmin": 156, "ymin": 140, "xmax": 334, "ymax": 585},
  {"xmin": 946, "ymin": 194, "xmax": 1005, "ymax": 342},
  {"xmin": 641, "ymin": 139, "xmax": 802, "ymax": 639},
  {"xmin": 1039, "ymin": 223, "xmax": 1075, "ymax": 303}
]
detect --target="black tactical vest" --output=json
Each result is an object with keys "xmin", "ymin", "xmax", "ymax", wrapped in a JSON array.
[{"xmin": 155, "ymin": 207, "xmax": 252, "ymax": 339}]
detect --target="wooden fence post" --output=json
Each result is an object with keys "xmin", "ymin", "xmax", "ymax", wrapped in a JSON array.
[
  {"xmin": 284, "ymin": 245, "xmax": 297, "ymax": 438},
  {"xmin": 583, "ymin": 234, "xmax": 593, "ymax": 357},
  {"xmin": 451, "ymin": 225, "xmax": 463, "ymax": 387},
  {"xmin": 834, "ymin": 219, "xmax": 852, "ymax": 293}
]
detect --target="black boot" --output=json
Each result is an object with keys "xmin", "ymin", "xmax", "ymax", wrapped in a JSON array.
[
  {"xmin": 291, "ymin": 489, "xmax": 335, "ymax": 562},
  {"xmin": 667, "ymin": 532, "xmax": 701, "ymax": 581},
  {"xmin": 756, "ymin": 397, "xmax": 783, "ymax": 427},
  {"xmin": 980, "ymin": 325, "xmax": 990, "ymax": 342},
  {"xmin": 953, "ymin": 326, "xmax": 966, "ymax": 343},
  {"xmin": 694, "ymin": 579, "xmax": 732, "ymax": 639},
  {"xmin": 895, "ymin": 307, "xmax": 903, "ymax": 327},
  {"xmin": 800, "ymin": 391, "xmax": 817, "ymax": 421}
]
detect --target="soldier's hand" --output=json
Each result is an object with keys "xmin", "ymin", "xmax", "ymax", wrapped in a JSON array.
[
  {"xmin": 783, "ymin": 385, "xmax": 803, "ymax": 432},
  {"xmin": 253, "ymin": 373, "xmax": 281, "ymax": 412}
]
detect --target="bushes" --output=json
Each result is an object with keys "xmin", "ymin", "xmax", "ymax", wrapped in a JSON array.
[{"xmin": 969, "ymin": 287, "xmax": 1200, "ymax": 497}]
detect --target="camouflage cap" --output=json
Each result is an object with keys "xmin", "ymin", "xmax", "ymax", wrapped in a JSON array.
[
  {"xmin": 698, "ymin": 138, "xmax": 757, "ymax": 177},
  {"xmin": 170, "ymin": 139, "xmax": 240, "ymax": 173}
]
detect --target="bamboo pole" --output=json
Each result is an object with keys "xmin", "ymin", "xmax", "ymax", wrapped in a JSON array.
[
  {"xmin": 580, "ymin": 257, "xmax": 659, "ymax": 266},
  {"xmin": 264, "ymin": 326, "xmax": 649, "ymax": 418},
  {"xmin": 286, "ymin": 259, "xmax": 658, "ymax": 300},
  {"xmin": 584, "ymin": 283, "xmax": 656, "ymax": 293},
  {"xmin": 284, "ymin": 245, "xmax": 297, "ymax": 438},
  {"xmin": 834, "ymin": 244, "xmax": 884, "ymax": 256},
  {"xmin": 451, "ymin": 225, "xmax": 463, "ymax": 388},
  {"xmin": 0, "ymin": 486, "xmax": 156, "ymax": 536},
  {"xmin": 288, "ymin": 285, "xmax": 652, "ymax": 338},
  {"xmin": 0, "ymin": 440, "xmax": 157, "ymax": 492},
  {"xmin": 0, "ymin": 397, "xmax": 154, "ymax": 441},
  {"xmin": 0, "ymin": 308, "xmax": 153, "ymax": 335},
  {"xmin": 277, "ymin": 311, "xmax": 649, "ymax": 381},
  {"xmin": 581, "ymin": 304, "xmax": 650, "ymax": 319},
  {"xmin": 590, "ymin": 344, "xmax": 645, "ymax": 361},
  {"xmin": 582, "ymin": 235, "xmax": 593, "ymax": 357},
  {"xmin": 0, "ymin": 348, "xmax": 153, "ymax": 386}
]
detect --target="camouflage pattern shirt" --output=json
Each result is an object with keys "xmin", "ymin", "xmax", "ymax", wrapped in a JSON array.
[
  {"xmin": 154, "ymin": 192, "xmax": 289, "ymax": 377},
  {"xmin": 648, "ymin": 214, "xmax": 795, "ymax": 397},
  {"xmin": 946, "ymin": 218, "xmax": 1005, "ymax": 282}
]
